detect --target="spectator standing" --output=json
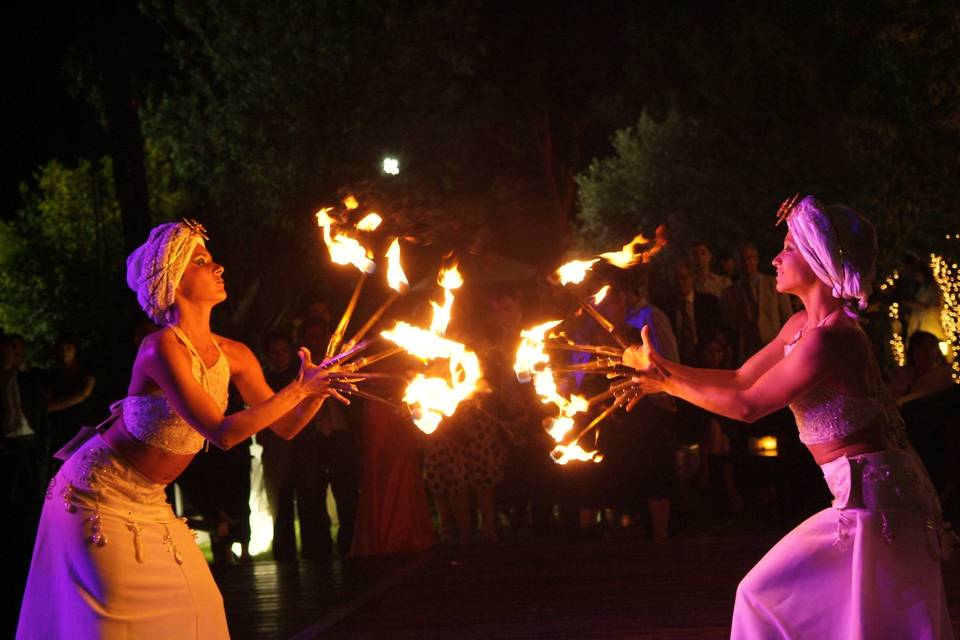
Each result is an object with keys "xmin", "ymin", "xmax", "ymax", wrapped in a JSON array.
[
  {"xmin": 298, "ymin": 319, "xmax": 361, "ymax": 558},
  {"xmin": 45, "ymin": 334, "xmax": 96, "ymax": 456},
  {"xmin": 258, "ymin": 332, "xmax": 301, "ymax": 561},
  {"xmin": 2, "ymin": 334, "xmax": 49, "ymax": 638},
  {"xmin": 691, "ymin": 241, "xmax": 732, "ymax": 298},
  {"xmin": 887, "ymin": 331, "xmax": 954, "ymax": 407},
  {"xmin": 484, "ymin": 290, "xmax": 557, "ymax": 535},
  {"xmin": 722, "ymin": 241, "xmax": 793, "ymax": 364},
  {"xmin": 665, "ymin": 260, "xmax": 723, "ymax": 364}
]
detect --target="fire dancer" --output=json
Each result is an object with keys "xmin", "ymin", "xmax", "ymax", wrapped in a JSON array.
[
  {"xmin": 17, "ymin": 220, "xmax": 347, "ymax": 639},
  {"xmin": 624, "ymin": 196, "xmax": 954, "ymax": 638}
]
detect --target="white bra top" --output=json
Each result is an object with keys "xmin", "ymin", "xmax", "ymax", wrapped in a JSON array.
[
  {"xmin": 783, "ymin": 314, "xmax": 885, "ymax": 445},
  {"xmin": 122, "ymin": 326, "xmax": 230, "ymax": 454}
]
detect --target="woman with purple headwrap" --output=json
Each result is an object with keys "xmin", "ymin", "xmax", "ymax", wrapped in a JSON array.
[
  {"xmin": 624, "ymin": 197, "xmax": 954, "ymax": 639},
  {"xmin": 17, "ymin": 220, "xmax": 348, "ymax": 639}
]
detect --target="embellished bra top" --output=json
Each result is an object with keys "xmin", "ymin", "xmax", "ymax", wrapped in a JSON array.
[
  {"xmin": 789, "ymin": 384, "xmax": 883, "ymax": 445},
  {"xmin": 122, "ymin": 326, "xmax": 230, "ymax": 454},
  {"xmin": 783, "ymin": 315, "xmax": 886, "ymax": 446}
]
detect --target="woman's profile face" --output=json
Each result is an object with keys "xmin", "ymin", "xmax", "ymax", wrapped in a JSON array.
[
  {"xmin": 177, "ymin": 244, "xmax": 226, "ymax": 306},
  {"xmin": 772, "ymin": 231, "xmax": 817, "ymax": 294}
]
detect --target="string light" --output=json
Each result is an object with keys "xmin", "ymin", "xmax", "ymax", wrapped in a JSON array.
[
  {"xmin": 878, "ymin": 270, "xmax": 899, "ymax": 292},
  {"xmin": 931, "ymin": 253, "xmax": 960, "ymax": 383},
  {"xmin": 888, "ymin": 302, "xmax": 905, "ymax": 367}
]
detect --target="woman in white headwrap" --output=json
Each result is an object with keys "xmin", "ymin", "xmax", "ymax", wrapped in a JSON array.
[
  {"xmin": 624, "ymin": 197, "xmax": 954, "ymax": 639},
  {"xmin": 17, "ymin": 220, "xmax": 348, "ymax": 639}
]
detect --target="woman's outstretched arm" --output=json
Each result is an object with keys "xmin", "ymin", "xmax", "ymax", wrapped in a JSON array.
[
  {"xmin": 626, "ymin": 320, "xmax": 832, "ymax": 423},
  {"xmin": 139, "ymin": 331, "xmax": 342, "ymax": 449},
  {"xmin": 629, "ymin": 311, "xmax": 806, "ymax": 390},
  {"xmin": 225, "ymin": 339, "xmax": 347, "ymax": 440}
]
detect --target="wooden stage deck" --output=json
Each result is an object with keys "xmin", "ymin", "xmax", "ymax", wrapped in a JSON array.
[{"xmin": 217, "ymin": 530, "xmax": 960, "ymax": 639}]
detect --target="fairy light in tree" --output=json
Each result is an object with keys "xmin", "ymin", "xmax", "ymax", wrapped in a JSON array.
[
  {"xmin": 878, "ymin": 270, "xmax": 899, "ymax": 292},
  {"xmin": 888, "ymin": 302, "xmax": 905, "ymax": 367},
  {"xmin": 880, "ymin": 269, "xmax": 905, "ymax": 367},
  {"xmin": 931, "ymin": 252, "xmax": 960, "ymax": 383}
]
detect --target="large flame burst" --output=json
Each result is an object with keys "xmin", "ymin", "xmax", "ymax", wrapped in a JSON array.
[
  {"xmin": 554, "ymin": 232, "xmax": 652, "ymax": 284},
  {"xmin": 514, "ymin": 320, "xmax": 600, "ymax": 464},
  {"xmin": 316, "ymin": 207, "xmax": 376, "ymax": 273},
  {"xmin": 380, "ymin": 266, "xmax": 481, "ymax": 434}
]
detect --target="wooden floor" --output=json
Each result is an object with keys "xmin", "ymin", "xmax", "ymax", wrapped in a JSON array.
[{"xmin": 217, "ymin": 529, "xmax": 960, "ymax": 639}]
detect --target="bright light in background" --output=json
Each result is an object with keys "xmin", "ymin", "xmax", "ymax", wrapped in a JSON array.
[{"xmin": 382, "ymin": 157, "xmax": 400, "ymax": 175}]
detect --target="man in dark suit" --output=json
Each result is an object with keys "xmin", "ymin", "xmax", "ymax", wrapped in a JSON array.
[{"xmin": 665, "ymin": 260, "xmax": 722, "ymax": 364}]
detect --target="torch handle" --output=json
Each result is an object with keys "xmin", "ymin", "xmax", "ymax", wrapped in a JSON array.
[
  {"xmin": 575, "ymin": 393, "xmax": 631, "ymax": 443},
  {"xmin": 327, "ymin": 272, "xmax": 367, "ymax": 358},
  {"xmin": 545, "ymin": 341, "xmax": 624, "ymax": 358},
  {"xmin": 576, "ymin": 298, "xmax": 630, "ymax": 349},
  {"xmin": 341, "ymin": 346, "xmax": 405, "ymax": 372},
  {"xmin": 340, "ymin": 290, "xmax": 401, "ymax": 354}
]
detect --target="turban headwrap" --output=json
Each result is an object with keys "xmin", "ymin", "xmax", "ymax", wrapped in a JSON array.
[
  {"xmin": 126, "ymin": 220, "xmax": 208, "ymax": 325},
  {"xmin": 784, "ymin": 195, "xmax": 877, "ymax": 317}
]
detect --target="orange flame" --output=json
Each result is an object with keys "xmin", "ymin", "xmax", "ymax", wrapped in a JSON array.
[
  {"xmin": 429, "ymin": 265, "xmax": 462, "ymax": 335},
  {"xmin": 591, "ymin": 285, "xmax": 610, "ymax": 305},
  {"xmin": 316, "ymin": 208, "xmax": 376, "ymax": 273},
  {"xmin": 514, "ymin": 320, "xmax": 596, "ymax": 463},
  {"xmin": 598, "ymin": 233, "xmax": 650, "ymax": 268},
  {"xmin": 551, "ymin": 442, "xmax": 604, "ymax": 464},
  {"xmin": 343, "ymin": 195, "xmax": 359, "ymax": 210},
  {"xmin": 380, "ymin": 265, "xmax": 480, "ymax": 434},
  {"xmin": 385, "ymin": 238, "xmax": 408, "ymax": 292},
  {"xmin": 355, "ymin": 213, "xmax": 383, "ymax": 231},
  {"xmin": 556, "ymin": 259, "xmax": 599, "ymax": 285}
]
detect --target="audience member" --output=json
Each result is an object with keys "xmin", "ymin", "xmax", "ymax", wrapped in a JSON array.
[
  {"xmin": 45, "ymin": 333, "xmax": 97, "ymax": 456},
  {"xmin": 690, "ymin": 241, "xmax": 732, "ymax": 298},
  {"xmin": 258, "ymin": 331, "xmax": 301, "ymax": 561},
  {"xmin": 423, "ymin": 397, "xmax": 506, "ymax": 546},
  {"xmin": 721, "ymin": 241, "xmax": 793, "ymax": 364},
  {"xmin": 887, "ymin": 331, "xmax": 953, "ymax": 406},
  {"xmin": 715, "ymin": 249, "xmax": 738, "ymax": 282},
  {"xmin": 299, "ymin": 319, "xmax": 361, "ymax": 558},
  {"xmin": 665, "ymin": 260, "xmax": 722, "ymax": 364},
  {"xmin": 351, "ymin": 357, "xmax": 436, "ymax": 556},
  {"xmin": 484, "ymin": 289, "xmax": 558, "ymax": 535},
  {"xmin": 691, "ymin": 330, "xmax": 744, "ymax": 516},
  {"xmin": 1, "ymin": 333, "xmax": 49, "ymax": 635},
  {"xmin": 625, "ymin": 265, "xmax": 679, "ymax": 362}
]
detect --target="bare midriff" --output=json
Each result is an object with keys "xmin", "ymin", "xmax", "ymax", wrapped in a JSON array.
[
  {"xmin": 805, "ymin": 423, "xmax": 894, "ymax": 466},
  {"xmin": 102, "ymin": 416, "xmax": 197, "ymax": 485}
]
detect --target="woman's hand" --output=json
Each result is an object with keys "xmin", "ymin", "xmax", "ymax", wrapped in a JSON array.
[
  {"xmin": 622, "ymin": 325, "xmax": 660, "ymax": 375},
  {"xmin": 297, "ymin": 347, "xmax": 351, "ymax": 404}
]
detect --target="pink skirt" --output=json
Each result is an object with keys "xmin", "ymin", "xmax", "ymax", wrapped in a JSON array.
[
  {"xmin": 732, "ymin": 448, "xmax": 954, "ymax": 639},
  {"xmin": 16, "ymin": 435, "xmax": 229, "ymax": 639}
]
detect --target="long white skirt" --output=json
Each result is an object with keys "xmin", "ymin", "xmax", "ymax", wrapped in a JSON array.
[
  {"xmin": 732, "ymin": 449, "xmax": 954, "ymax": 639},
  {"xmin": 16, "ymin": 435, "xmax": 229, "ymax": 639}
]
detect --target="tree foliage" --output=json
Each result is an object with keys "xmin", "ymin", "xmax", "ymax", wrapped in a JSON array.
[
  {"xmin": 0, "ymin": 145, "xmax": 186, "ymax": 358},
  {"xmin": 575, "ymin": 2, "xmax": 960, "ymax": 269}
]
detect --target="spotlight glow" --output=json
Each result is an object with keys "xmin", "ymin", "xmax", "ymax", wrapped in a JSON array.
[{"xmin": 382, "ymin": 157, "xmax": 400, "ymax": 175}]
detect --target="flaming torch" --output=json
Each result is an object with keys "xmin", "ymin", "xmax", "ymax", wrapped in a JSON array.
[
  {"xmin": 514, "ymin": 319, "xmax": 601, "ymax": 463},
  {"xmin": 316, "ymin": 207, "xmax": 378, "ymax": 358},
  {"xmin": 380, "ymin": 265, "xmax": 482, "ymax": 434}
]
